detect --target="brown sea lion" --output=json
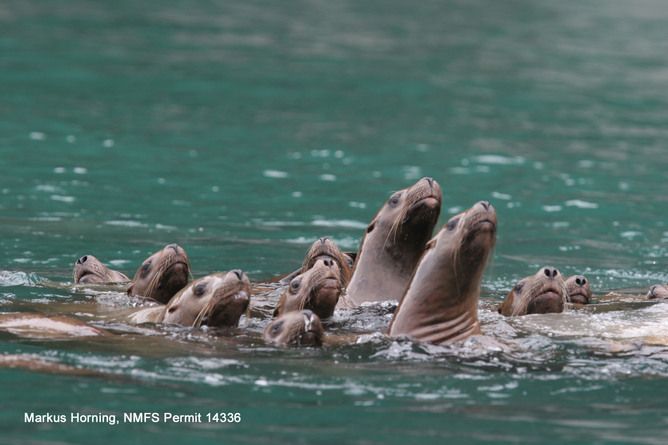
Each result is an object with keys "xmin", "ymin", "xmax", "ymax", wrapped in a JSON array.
[
  {"xmin": 342, "ymin": 177, "xmax": 442, "ymax": 307},
  {"xmin": 388, "ymin": 201, "xmax": 497, "ymax": 344},
  {"xmin": 73, "ymin": 255, "xmax": 129, "ymax": 284},
  {"xmin": 0, "ymin": 313, "xmax": 106, "ymax": 338},
  {"xmin": 499, "ymin": 267, "xmax": 568, "ymax": 316},
  {"xmin": 263, "ymin": 309, "xmax": 324, "ymax": 347},
  {"xmin": 127, "ymin": 244, "xmax": 191, "ymax": 304},
  {"xmin": 647, "ymin": 284, "xmax": 668, "ymax": 300},
  {"xmin": 129, "ymin": 270, "xmax": 251, "ymax": 328},
  {"xmin": 565, "ymin": 275, "xmax": 592, "ymax": 304},
  {"xmin": 274, "ymin": 258, "xmax": 342, "ymax": 319}
]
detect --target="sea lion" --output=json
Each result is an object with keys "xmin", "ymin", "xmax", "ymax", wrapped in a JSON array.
[
  {"xmin": 647, "ymin": 284, "xmax": 668, "ymax": 300},
  {"xmin": 388, "ymin": 201, "xmax": 497, "ymax": 344},
  {"xmin": 0, "ymin": 313, "xmax": 106, "ymax": 338},
  {"xmin": 565, "ymin": 275, "xmax": 592, "ymax": 304},
  {"xmin": 129, "ymin": 270, "xmax": 251, "ymax": 328},
  {"xmin": 274, "ymin": 258, "xmax": 342, "ymax": 319},
  {"xmin": 127, "ymin": 244, "xmax": 191, "ymax": 304},
  {"xmin": 263, "ymin": 309, "xmax": 324, "ymax": 347},
  {"xmin": 343, "ymin": 177, "xmax": 442, "ymax": 307},
  {"xmin": 73, "ymin": 255, "xmax": 129, "ymax": 284},
  {"xmin": 499, "ymin": 267, "xmax": 568, "ymax": 316}
]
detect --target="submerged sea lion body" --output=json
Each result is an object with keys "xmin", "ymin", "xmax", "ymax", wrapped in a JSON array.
[
  {"xmin": 342, "ymin": 177, "xmax": 442, "ymax": 307},
  {"xmin": 0, "ymin": 313, "xmax": 106, "ymax": 338},
  {"xmin": 264, "ymin": 310, "xmax": 324, "ymax": 347},
  {"xmin": 388, "ymin": 201, "xmax": 497, "ymax": 345},
  {"xmin": 565, "ymin": 275, "xmax": 592, "ymax": 304},
  {"xmin": 274, "ymin": 258, "xmax": 342, "ymax": 319},
  {"xmin": 499, "ymin": 267, "xmax": 568, "ymax": 316},
  {"xmin": 127, "ymin": 244, "xmax": 191, "ymax": 304},
  {"xmin": 129, "ymin": 270, "xmax": 251, "ymax": 328},
  {"xmin": 73, "ymin": 255, "xmax": 129, "ymax": 284}
]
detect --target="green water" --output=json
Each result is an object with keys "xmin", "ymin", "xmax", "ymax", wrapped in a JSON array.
[{"xmin": 2, "ymin": 0, "xmax": 668, "ymax": 443}]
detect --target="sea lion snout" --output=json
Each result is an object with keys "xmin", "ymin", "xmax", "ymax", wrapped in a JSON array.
[{"xmin": 543, "ymin": 267, "xmax": 560, "ymax": 279}]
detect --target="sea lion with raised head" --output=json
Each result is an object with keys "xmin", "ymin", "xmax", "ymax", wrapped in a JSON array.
[
  {"xmin": 129, "ymin": 270, "xmax": 251, "ymax": 328},
  {"xmin": 127, "ymin": 244, "xmax": 191, "ymax": 304},
  {"xmin": 342, "ymin": 177, "xmax": 442, "ymax": 307},
  {"xmin": 274, "ymin": 258, "xmax": 342, "ymax": 319},
  {"xmin": 565, "ymin": 275, "xmax": 592, "ymax": 304},
  {"xmin": 499, "ymin": 267, "xmax": 568, "ymax": 316},
  {"xmin": 647, "ymin": 284, "xmax": 668, "ymax": 300},
  {"xmin": 388, "ymin": 201, "xmax": 496, "ymax": 344},
  {"xmin": 73, "ymin": 255, "xmax": 129, "ymax": 284},
  {"xmin": 263, "ymin": 309, "xmax": 324, "ymax": 347}
]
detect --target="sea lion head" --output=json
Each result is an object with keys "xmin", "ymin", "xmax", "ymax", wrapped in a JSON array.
[
  {"xmin": 364, "ymin": 177, "xmax": 442, "ymax": 253},
  {"xmin": 274, "ymin": 258, "xmax": 342, "ymax": 319},
  {"xmin": 499, "ymin": 267, "xmax": 568, "ymax": 316},
  {"xmin": 429, "ymin": 201, "xmax": 498, "ymax": 297},
  {"xmin": 346, "ymin": 177, "xmax": 442, "ymax": 305},
  {"xmin": 301, "ymin": 237, "xmax": 352, "ymax": 287},
  {"xmin": 647, "ymin": 284, "xmax": 668, "ymax": 300},
  {"xmin": 162, "ymin": 270, "xmax": 251, "ymax": 328},
  {"xmin": 263, "ymin": 310, "xmax": 324, "ymax": 347},
  {"xmin": 127, "ymin": 244, "xmax": 191, "ymax": 303},
  {"xmin": 73, "ymin": 255, "xmax": 129, "ymax": 284},
  {"xmin": 388, "ymin": 201, "xmax": 497, "ymax": 344},
  {"xmin": 565, "ymin": 275, "xmax": 592, "ymax": 304}
]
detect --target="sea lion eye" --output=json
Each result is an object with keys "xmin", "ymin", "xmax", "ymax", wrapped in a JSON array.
[
  {"xmin": 290, "ymin": 278, "xmax": 301, "ymax": 293},
  {"xmin": 514, "ymin": 282, "xmax": 524, "ymax": 293},
  {"xmin": 366, "ymin": 223, "xmax": 375, "ymax": 234},
  {"xmin": 388, "ymin": 193, "xmax": 401, "ymax": 207},
  {"xmin": 140, "ymin": 262, "xmax": 151, "ymax": 278},
  {"xmin": 193, "ymin": 283, "xmax": 207, "ymax": 297},
  {"xmin": 446, "ymin": 217, "xmax": 460, "ymax": 231}
]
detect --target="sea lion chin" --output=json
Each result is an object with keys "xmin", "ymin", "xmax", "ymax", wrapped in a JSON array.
[
  {"xmin": 343, "ymin": 177, "xmax": 442, "ymax": 307},
  {"xmin": 73, "ymin": 255, "xmax": 129, "ymax": 284},
  {"xmin": 499, "ymin": 267, "xmax": 568, "ymax": 316},
  {"xmin": 127, "ymin": 244, "xmax": 191, "ymax": 304},
  {"xmin": 263, "ymin": 310, "xmax": 324, "ymax": 347},
  {"xmin": 388, "ymin": 201, "xmax": 497, "ymax": 345}
]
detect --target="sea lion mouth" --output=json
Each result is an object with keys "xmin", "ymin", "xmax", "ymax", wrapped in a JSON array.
[
  {"xmin": 298, "ymin": 331, "xmax": 322, "ymax": 347},
  {"xmin": 568, "ymin": 291, "xmax": 589, "ymax": 305},
  {"xmin": 527, "ymin": 290, "xmax": 564, "ymax": 314}
]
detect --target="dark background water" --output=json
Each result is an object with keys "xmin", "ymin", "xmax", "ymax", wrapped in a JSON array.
[{"xmin": 1, "ymin": 1, "xmax": 668, "ymax": 444}]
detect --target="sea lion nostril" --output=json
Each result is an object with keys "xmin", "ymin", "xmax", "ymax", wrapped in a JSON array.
[
  {"xmin": 319, "ymin": 237, "xmax": 327, "ymax": 244},
  {"xmin": 323, "ymin": 258, "xmax": 334, "ymax": 267},
  {"xmin": 575, "ymin": 277, "xmax": 585, "ymax": 286},
  {"xmin": 479, "ymin": 201, "xmax": 490, "ymax": 210},
  {"xmin": 544, "ymin": 267, "xmax": 558, "ymax": 278},
  {"xmin": 77, "ymin": 255, "xmax": 88, "ymax": 264},
  {"xmin": 424, "ymin": 177, "xmax": 434, "ymax": 187},
  {"xmin": 231, "ymin": 269, "xmax": 243, "ymax": 280}
]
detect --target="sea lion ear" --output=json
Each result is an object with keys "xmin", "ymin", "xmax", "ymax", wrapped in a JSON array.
[
  {"xmin": 424, "ymin": 238, "xmax": 437, "ymax": 251},
  {"xmin": 126, "ymin": 283, "xmax": 134, "ymax": 296}
]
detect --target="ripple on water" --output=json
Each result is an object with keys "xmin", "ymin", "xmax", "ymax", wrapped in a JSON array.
[{"xmin": 0, "ymin": 271, "xmax": 42, "ymax": 287}]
